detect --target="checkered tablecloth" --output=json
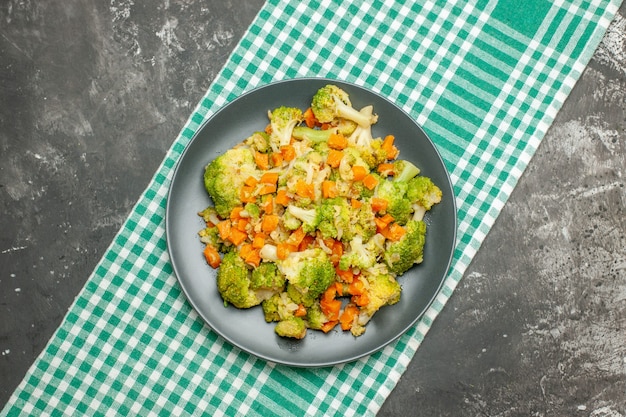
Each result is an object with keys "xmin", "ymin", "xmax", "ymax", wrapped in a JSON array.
[{"xmin": 2, "ymin": 0, "xmax": 622, "ymax": 416}]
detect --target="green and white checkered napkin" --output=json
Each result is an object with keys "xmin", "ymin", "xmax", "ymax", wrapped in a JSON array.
[{"xmin": 3, "ymin": 0, "xmax": 622, "ymax": 415}]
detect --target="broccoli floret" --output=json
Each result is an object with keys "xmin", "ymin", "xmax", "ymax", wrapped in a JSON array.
[
  {"xmin": 268, "ymin": 106, "xmax": 303, "ymax": 149},
  {"xmin": 198, "ymin": 207, "xmax": 223, "ymax": 250},
  {"xmin": 274, "ymin": 317, "xmax": 307, "ymax": 339},
  {"xmin": 243, "ymin": 202, "xmax": 260, "ymax": 219},
  {"xmin": 336, "ymin": 118, "xmax": 358, "ymax": 136},
  {"xmin": 376, "ymin": 180, "xmax": 412, "ymax": 225},
  {"xmin": 305, "ymin": 302, "xmax": 328, "ymax": 330},
  {"xmin": 262, "ymin": 292, "xmax": 299, "ymax": 322},
  {"xmin": 350, "ymin": 201, "xmax": 377, "ymax": 242},
  {"xmin": 393, "ymin": 160, "xmax": 420, "ymax": 182},
  {"xmin": 204, "ymin": 147, "xmax": 259, "ymax": 218},
  {"xmin": 317, "ymin": 197, "xmax": 352, "ymax": 241},
  {"xmin": 250, "ymin": 262, "xmax": 285, "ymax": 293},
  {"xmin": 311, "ymin": 85, "xmax": 378, "ymax": 128},
  {"xmin": 198, "ymin": 206, "xmax": 221, "ymax": 225},
  {"xmin": 217, "ymin": 254, "xmax": 284, "ymax": 309},
  {"xmin": 356, "ymin": 137, "xmax": 388, "ymax": 169},
  {"xmin": 244, "ymin": 131, "xmax": 271, "ymax": 153},
  {"xmin": 350, "ymin": 270, "xmax": 402, "ymax": 336},
  {"xmin": 407, "ymin": 176, "xmax": 443, "ymax": 212},
  {"xmin": 383, "ymin": 220, "xmax": 427, "ymax": 275},
  {"xmin": 216, "ymin": 252, "xmax": 256, "ymax": 308},
  {"xmin": 276, "ymin": 248, "xmax": 336, "ymax": 307},
  {"xmin": 338, "ymin": 235, "xmax": 380, "ymax": 271},
  {"xmin": 350, "ymin": 180, "xmax": 375, "ymax": 200},
  {"xmin": 338, "ymin": 147, "xmax": 370, "ymax": 182},
  {"xmin": 282, "ymin": 210, "xmax": 302, "ymax": 231},
  {"xmin": 286, "ymin": 205, "xmax": 320, "ymax": 233},
  {"xmin": 198, "ymin": 225, "xmax": 231, "ymax": 253},
  {"xmin": 362, "ymin": 271, "xmax": 402, "ymax": 315}
]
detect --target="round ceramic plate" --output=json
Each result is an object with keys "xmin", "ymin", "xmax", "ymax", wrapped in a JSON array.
[{"xmin": 166, "ymin": 78, "xmax": 457, "ymax": 367}]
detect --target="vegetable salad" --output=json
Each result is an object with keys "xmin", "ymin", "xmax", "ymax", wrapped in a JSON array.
[{"xmin": 198, "ymin": 84, "xmax": 442, "ymax": 339}]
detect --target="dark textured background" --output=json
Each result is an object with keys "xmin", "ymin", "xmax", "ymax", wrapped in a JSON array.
[{"xmin": 1, "ymin": 1, "xmax": 625, "ymax": 415}]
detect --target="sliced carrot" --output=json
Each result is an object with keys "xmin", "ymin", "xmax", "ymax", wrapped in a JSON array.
[
  {"xmin": 349, "ymin": 278, "xmax": 366, "ymax": 296},
  {"xmin": 322, "ymin": 284, "xmax": 338, "ymax": 302},
  {"xmin": 261, "ymin": 214, "xmax": 280, "ymax": 233},
  {"xmin": 254, "ymin": 151, "xmax": 270, "ymax": 170},
  {"xmin": 322, "ymin": 180, "xmax": 339, "ymax": 199},
  {"xmin": 286, "ymin": 227, "xmax": 306, "ymax": 247},
  {"xmin": 252, "ymin": 233, "xmax": 266, "ymax": 249},
  {"xmin": 303, "ymin": 107, "xmax": 318, "ymax": 128},
  {"xmin": 239, "ymin": 243, "xmax": 253, "ymax": 259},
  {"xmin": 351, "ymin": 165, "xmax": 367, "ymax": 181},
  {"xmin": 320, "ymin": 123, "xmax": 332, "ymax": 130},
  {"xmin": 216, "ymin": 220, "xmax": 232, "ymax": 240},
  {"xmin": 330, "ymin": 240, "xmax": 343, "ymax": 266},
  {"xmin": 262, "ymin": 195, "xmax": 274, "ymax": 214},
  {"xmin": 240, "ymin": 186, "xmax": 256, "ymax": 203},
  {"xmin": 328, "ymin": 133, "xmax": 348, "ymax": 150},
  {"xmin": 244, "ymin": 248, "xmax": 261, "ymax": 267},
  {"xmin": 233, "ymin": 217, "xmax": 249, "ymax": 232},
  {"xmin": 280, "ymin": 144, "xmax": 296, "ymax": 162},
  {"xmin": 264, "ymin": 124, "xmax": 272, "ymax": 134},
  {"xmin": 270, "ymin": 152, "xmax": 284, "ymax": 167},
  {"xmin": 380, "ymin": 222, "xmax": 406, "ymax": 241},
  {"xmin": 298, "ymin": 234, "xmax": 315, "ymax": 251},
  {"xmin": 260, "ymin": 172, "xmax": 279, "ymax": 184},
  {"xmin": 326, "ymin": 149, "xmax": 344, "ymax": 168},
  {"xmin": 375, "ymin": 213, "xmax": 395, "ymax": 232},
  {"xmin": 320, "ymin": 298, "xmax": 342, "ymax": 321},
  {"xmin": 362, "ymin": 173, "xmax": 379, "ymax": 190},
  {"xmin": 378, "ymin": 224, "xmax": 391, "ymax": 239},
  {"xmin": 258, "ymin": 183, "xmax": 277, "ymax": 195},
  {"xmin": 382, "ymin": 135, "xmax": 399, "ymax": 160},
  {"xmin": 244, "ymin": 176, "xmax": 258, "ymax": 187},
  {"xmin": 295, "ymin": 180, "xmax": 315, "ymax": 200},
  {"xmin": 371, "ymin": 197, "xmax": 388, "ymax": 212},
  {"xmin": 294, "ymin": 304, "xmax": 307, "ymax": 317},
  {"xmin": 352, "ymin": 292, "xmax": 369, "ymax": 307},
  {"xmin": 228, "ymin": 228, "xmax": 248, "ymax": 246},
  {"xmin": 230, "ymin": 206, "xmax": 245, "ymax": 220},
  {"xmin": 336, "ymin": 266, "xmax": 354, "ymax": 283},
  {"xmin": 276, "ymin": 242, "xmax": 297, "ymax": 260},
  {"xmin": 275, "ymin": 189, "xmax": 291, "ymax": 206},
  {"xmin": 339, "ymin": 304, "xmax": 359, "ymax": 331},
  {"xmin": 334, "ymin": 281, "xmax": 344, "ymax": 296},
  {"xmin": 203, "ymin": 244, "xmax": 221, "ymax": 268},
  {"xmin": 321, "ymin": 320, "xmax": 338, "ymax": 333},
  {"xmin": 374, "ymin": 217, "xmax": 388, "ymax": 231},
  {"xmin": 323, "ymin": 237, "xmax": 337, "ymax": 252},
  {"xmin": 377, "ymin": 163, "xmax": 395, "ymax": 176},
  {"xmin": 379, "ymin": 213, "xmax": 394, "ymax": 226},
  {"xmin": 350, "ymin": 198, "xmax": 362, "ymax": 209}
]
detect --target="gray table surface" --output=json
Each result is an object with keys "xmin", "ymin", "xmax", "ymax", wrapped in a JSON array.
[{"xmin": 1, "ymin": 2, "xmax": 625, "ymax": 415}]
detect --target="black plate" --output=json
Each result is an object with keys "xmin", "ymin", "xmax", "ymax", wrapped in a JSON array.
[{"xmin": 166, "ymin": 78, "xmax": 457, "ymax": 367}]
